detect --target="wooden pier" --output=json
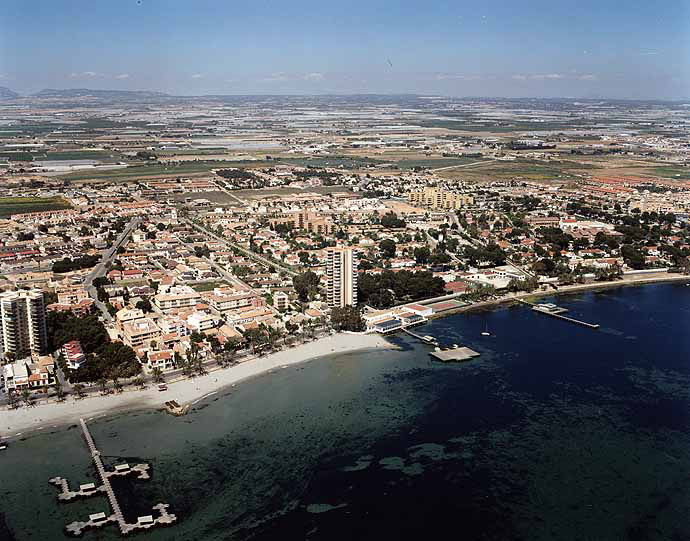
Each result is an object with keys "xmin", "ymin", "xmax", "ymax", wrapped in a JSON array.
[
  {"xmin": 401, "ymin": 328, "xmax": 439, "ymax": 346},
  {"xmin": 49, "ymin": 418, "xmax": 177, "ymax": 537},
  {"xmin": 518, "ymin": 299, "xmax": 600, "ymax": 329}
]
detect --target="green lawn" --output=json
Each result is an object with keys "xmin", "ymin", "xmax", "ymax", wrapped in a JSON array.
[
  {"xmin": 652, "ymin": 166, "xmax": 690, "ymax": 180},
  {"xmin": 0, "ymin": 196, "xmax": 72, "ymax": 218},
  {"xmin": 192, "ymin": 280, "xmax": 229, "ymax": 292}
]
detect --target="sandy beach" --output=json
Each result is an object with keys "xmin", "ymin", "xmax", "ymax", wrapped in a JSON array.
[{"xmin": 1, "ymin": 332, "xmax": 392, "ymax": 439}]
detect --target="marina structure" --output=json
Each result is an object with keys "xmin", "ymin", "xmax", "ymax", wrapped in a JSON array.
[
  {"xmin": 520, "ymin": 299, "xmax": 600, "ymax": 328},
  {"xmin": 49, "ymin": 418, "xmax": 177, "ymax": 537}
]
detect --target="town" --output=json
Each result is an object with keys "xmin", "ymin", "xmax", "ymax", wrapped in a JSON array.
[{"xmin": 0, "ymin": 91, "xmax": 689, "ymax": 410}]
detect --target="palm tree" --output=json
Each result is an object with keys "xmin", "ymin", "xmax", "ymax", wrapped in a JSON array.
[
  {"xmin": 73, "ymin": 383, "xmax": 86, "ymax": 399},
  {"xmin": 151, "ymin": 366, "xmax": 164, "ymax": 384},
  {"xmin": 20, "ymin": 388, "xmax": 32, "ymax": 408},
  {"xmin": 7, "ymin": 389, "xmax": 18, "ymax": 409},
  {"xmin": 267, "ymin": 327, "xmax": 282, "ymax": 352},
  {"xmin": 195, "ymin": 355, "xmax": 206, "ymax": 376},
  {"xmin": 53, "ymin": 381, "xmax": 65, "ymax": 402}
]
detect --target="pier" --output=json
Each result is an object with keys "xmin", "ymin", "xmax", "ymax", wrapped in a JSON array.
[
  {"xmin": 49, "ymin": 418, "xmax": 177, "ymax": 537},
  {"xmin": 518, "ymin": 299, "xmax": 600, "ymax": 329},
  {"xmin": 401, "ymin": 327, "xmax": 439, "ymax": 346}
]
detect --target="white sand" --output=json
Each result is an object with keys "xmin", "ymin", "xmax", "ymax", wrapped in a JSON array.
[{"xmin": 1, "ymin": 332, "xmax": 392, "ymax": 438}]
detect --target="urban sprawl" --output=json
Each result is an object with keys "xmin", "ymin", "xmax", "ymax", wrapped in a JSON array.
[{"xmin": 1, "ymin": 91, "xmax": 689, "ymax": 408}]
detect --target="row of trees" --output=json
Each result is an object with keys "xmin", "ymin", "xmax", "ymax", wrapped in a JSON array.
[{"xmin": 52, "ymin": 254, "xmax": 100, "ymax": 273}]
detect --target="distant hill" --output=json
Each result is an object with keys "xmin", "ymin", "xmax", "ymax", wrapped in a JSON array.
[
  {"xmin": 0, "ymin": 86, "xmax": 19, "ymax": 99},
  {"xmin": 33, "ymin": 88, "xmax": 169, "ymax": 99}
]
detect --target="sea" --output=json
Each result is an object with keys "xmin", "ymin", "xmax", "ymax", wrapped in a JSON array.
[{"xmin": 1, "ymin": 282, "xmax": 690, "ymax": 541}]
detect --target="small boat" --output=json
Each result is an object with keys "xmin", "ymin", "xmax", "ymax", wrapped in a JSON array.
[{"xmin": 481, "ymin": 323, "xmax": 491, "ymax": 336}]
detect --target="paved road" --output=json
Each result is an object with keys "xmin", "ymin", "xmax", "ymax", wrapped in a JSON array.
[
  {"xmin": 185, "ymin": 218, "xmax": 298, "ymax": 277},
  {"xmin": 85, "ymin": 217, "xmax": 141, "ymax": 322},
  {"xmin": 431, "ymin": 158, "xmax": 496, "ymax": 172}
]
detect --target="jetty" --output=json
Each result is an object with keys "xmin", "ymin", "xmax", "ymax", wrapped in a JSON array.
[
  {"xmin": 518, "ymin": 299, "xmax": 600, "ymax": 329},
  {"xmin": 49, "ymin": 418, "xmax": 177, "ymax": 537},
  {"xmin": 401, "ymin": 327, "xmax": 439, "ymax": 346}
]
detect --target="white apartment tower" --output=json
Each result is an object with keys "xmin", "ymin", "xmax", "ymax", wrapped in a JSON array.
[
  {"xmin": 326, "ymin": 247, "xmax": 358, "ymax": 308},
  {"xmin": 0, "ymin": 289, "xmax": 48, "ymax": 357}
]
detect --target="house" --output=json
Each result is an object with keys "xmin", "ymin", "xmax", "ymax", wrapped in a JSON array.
[
  {"xmin": 146, "ymin": 350, "xmax": 175, "ymax": 372},
  {"xmin": 62, "ymin": 340, "xmax": 86, "ymax": 370}
]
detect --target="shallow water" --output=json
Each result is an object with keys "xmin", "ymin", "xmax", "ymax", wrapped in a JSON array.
[{"xmin": 1, "ymin": 283, "xmax": 689, "ymax": 540}]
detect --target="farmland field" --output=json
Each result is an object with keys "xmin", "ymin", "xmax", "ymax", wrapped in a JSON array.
[
  {"xmin": 0, "ymin": 196, "xmax": 72, "ymax": 218},
  {"xmin": 438, "ymin": 158, "xmax": 597, "ymax": 181},
  {"xmin": 58, "ymin": 160, "xmax": 271, "ymax": 181},
  {"xmin": 395, "ymin": 157, "xmax": 486, "ymax": 169},
  {"xmin": 652, "ymin": 166, "xmax": 690, "ymax": 180}
]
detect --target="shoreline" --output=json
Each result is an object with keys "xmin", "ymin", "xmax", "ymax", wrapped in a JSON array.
[
  {"xmin": 3, "ymin": 274, "xmax": 687, "ymax": 440},
  {"xmin": 1, "ymin": 332, "xmax": 393, "ymax": 440},
  {"xmin": 427, "ymin": 272, "xmax": 690, "ymax": 319}
]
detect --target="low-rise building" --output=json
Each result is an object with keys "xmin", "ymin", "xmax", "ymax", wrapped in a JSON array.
[{"xmin": 122, "ymin": 318, "xmax": 161, "ymax": 349}]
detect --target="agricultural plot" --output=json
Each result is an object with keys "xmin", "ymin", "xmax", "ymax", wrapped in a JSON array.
[
  {"xmin": 0, "ymin": 197, "xmax": 72, "ymax": 218},
  {"xmin": 58, "ymin": 160, "xmax": 270, "ymax": 181}
]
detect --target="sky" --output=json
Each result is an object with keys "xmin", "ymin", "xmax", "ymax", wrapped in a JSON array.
[{"xmin": 1, "ymin": 0, "xmax": 689, "ymax": 99}]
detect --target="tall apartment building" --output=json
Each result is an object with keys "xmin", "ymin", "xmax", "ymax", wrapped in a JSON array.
[
  {"xmin": 326, "ymin": 247, "xmax": 358, "ymax": 308},
  {"xmin": 408, "ymin": 187, "xmax": 473, "ymax": 210},
  {"xmin": 0, "ymin": 289, "xmax": 48, "ymax": 357}
]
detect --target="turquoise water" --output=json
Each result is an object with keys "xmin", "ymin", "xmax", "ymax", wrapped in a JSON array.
[{"xmin": 1, "ymin": 282, "xmax": 690, "ymax": 540}]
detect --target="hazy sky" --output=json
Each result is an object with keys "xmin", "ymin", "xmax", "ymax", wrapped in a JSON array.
[{"xmin": 2, "ymin": 0, "xmax": 689, "ymax": 99}]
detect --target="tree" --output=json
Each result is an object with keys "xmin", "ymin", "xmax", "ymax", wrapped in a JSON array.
[
  {"xmin": 112, "ymin": 377, "xmax": 123, "ymax": 394},
  {"xmin": 135, "ymin": 299, "xmax": 152, "ymax": 313},
  {"xmin": 330, "ymin": 306, "xmax": 364, "ymax": 332},
  {"xmin": 53, "ymin": 381, "xmax": 65, "ymax": 402},
  {"xmin": 133, "ymin": 376, "xmax": 146, "ymax": 389},
  {"xmin": 99, "ymin": 377, "xmax": 109, "ymax": 395},
  {"xmin": 293, "ymin": 270, "xmax": 320, "ymax": 302},
  {"xmin": 73, "ymin": 383, "xmax": 86, "ymax": 399},
  {"xmin": 621, "ymin": 244, "xmax": 646, "ymax": 270},
  {"xmin": 379, "ymin": 239, "xmax": 397, "ymax": 259},
  {"xmin": 381, "ymin": 211, "xmax": 406, "ymax": 229},
  {"xmin": 7, "ymin": 389, "xmax": 18, "ymax": 409},
  {"xmin": 21, "ymin": 388, "xmax": 32, "ymax": 407},
  {"xmin": 151, "ymin": 366, "xmax": 164, "ymax": 384}
]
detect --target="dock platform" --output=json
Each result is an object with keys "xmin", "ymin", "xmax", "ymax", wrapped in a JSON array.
[
  {"xmin": 430, "ymin": 347, "xmax": 480, "ymax": 362},
  {"xmin": 49, "ymin": 418, "xmax": 177, "ymax": 537},
  {"xmin": 518, "ymin": 299, "xmax": 600, "ymax": 329}
]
